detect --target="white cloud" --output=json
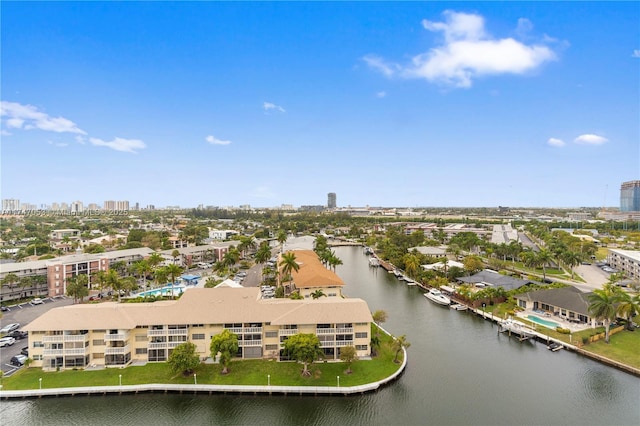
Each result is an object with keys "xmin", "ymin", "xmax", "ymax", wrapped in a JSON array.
[
  {"xmin": 0, "ymin": 129, "xmax": 11, "ymax": 136},
  {"xmin": 263, "ymin": 102, "xmax": 286, "ymax": 113},
  {"xmin": 206, "ymin": 135, "xmax": 232, "ymax": 145},
  {"xmin": 0, "ymin": 101, "xmax": 86, "ymax": 134},
  {"xmin": 632, "ymin": 49, "xmax": 640, "ymax": 58},
  {"xmin": 47, "ymin": 140, "xmax": 69, "ymax": 148},
  {"xmin": 365, "ymin": 10, "xmax": 557, "ymax": 88},
  {"xmin": 574, "ymin": 134, "xmax": 608, "ymax": 145},
  {"xmin": 516, "ymin": 18, "xmax": 534, "ymax": 38},
  {"xmin": 75, "ymin": 135, "xmax": 86, "ymax": 144},
  {"xmin": 547, "ymin": 137, "xmax": 565, "ymax": 147},
  {"xmin": 89, "ymin": 137, "xmax": 146, "ymax": 153},
  {"xmin": 376, "ymin": 91, "xmax": 387, "ymax": 98}
]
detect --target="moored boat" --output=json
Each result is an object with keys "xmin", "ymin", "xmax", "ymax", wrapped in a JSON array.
[
  {"xmin": 450, "ymin": 303, "xmax": 468, "ymax": 311},
  {"xmin": 424, "ymin": 288, "xmax": 451, "ymax": 306},
  {"xmin": 499, "ymin": 318, "xmax": 536, "ymax": 339}
]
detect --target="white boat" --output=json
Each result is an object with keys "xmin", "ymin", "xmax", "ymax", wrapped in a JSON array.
[
  {"xmin": 499, "ymin": 318, "xmax": 536, "ymax": 339},
  {"xmin": 424, "ymin": 288, "xmax": 451, "ymax": 306},
  {"xmin": 404, "ymin": 276, "xmax": 417, "ymax": 286},
  {"xmin": 369, "ymin": 257, "xmax": 380, "ymax": 267},
  {"xmin": 450, "ymin": 303, "xmax": 468, "ymax": 311}
]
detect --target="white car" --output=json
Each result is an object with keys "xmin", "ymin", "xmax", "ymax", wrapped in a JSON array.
[
  {"xmin": 0, "ymin": 323, "xmax": 20, "ymax": 334},
  {"xmin": 31, "ymin": 297, "xmax": 44, "ymax": 305},
  {"xmin": 0, "ymin": 336, "xmax": 16, "ymax": 347}
]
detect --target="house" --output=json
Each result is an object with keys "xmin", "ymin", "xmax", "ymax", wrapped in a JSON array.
[
  {"xmin": 456, "ymin": 269, "xmax": 533, "ymax": 291},
  {"xmin": 23, "ymin": 287, "xmax": 373, "ymax": 370},
  {"xmin": 278, "ymin": 250, "xmax": 345, "ymax": 298},
  {"xmin": 513, "ymin": 286, "xmax": 594, "ymax": 326}
]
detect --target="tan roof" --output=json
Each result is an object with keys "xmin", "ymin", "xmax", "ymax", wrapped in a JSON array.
[
  {"xmin": 281, "ymin": 250, "xmax": 344, "ymax": 289},
  {"xmin": 23, "ymin": 287, "xmax": 372, "ymax": 332}
]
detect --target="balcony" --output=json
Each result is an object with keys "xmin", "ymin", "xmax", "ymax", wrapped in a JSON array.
[
  {"xmin": 319, "ymin": 341, "xmax": 335, "ymax": 348},
  {"xmin": 104, "ymin": 345, "xmax": 131, "ymax": 355},
  {"xmin": 167, "ymin": 328, "xmax": 188, "ymax": 336},
  {"xmin": 316, "ymin": 328, "xmax": 335, "ymax": 335},
  {"xmin": 279, "ymin": 329, "xmax": 298, "ymax": 336},
  {"xmin": 43, "ymin": 334, "xmax": 88, "ymax": 343},
  {"xmin": 104, "ymin": 333, "xmax": 129, "ymax": 341},
  {"xmin": 240, "ymin": 340, "xmax": 262, "ymax": 347},
  {"xmin": 244, "ymin": 327, "xmax": 263, "ymax": 333},
  {"xmin": 167, "ymin": 341, "xmax": 187, "ymax": 349},
  {"xmin": 224, "ymin": 327, "xmax": 243, "ymax": 334},
  {"xmin": 43, "ymin": 348, "xmax": 87, "ymax": 357},
  {"xmin": 148, "ymin": 342, "xmax": 167, "ymax": 349},
  {"xmin": 336, "ymin": 328, "xmax": 353, "ymax": 334},
  {"xmin": 147, "ymin": 329, "xmax": 166, "ymax": 336},
  {"xmin": 336, "ymin": 340, "xmax": 354, "ymax": 347}
]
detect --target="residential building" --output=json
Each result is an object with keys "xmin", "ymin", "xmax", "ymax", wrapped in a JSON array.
[
  {"xmin": 103, "ymin": 200, "xmax": 130, "ymax": 211},
  {"xmin": 457, "ymin": 269, "xmax": 533, "ymax": 291},
  {"xmin": 278, "ymin": 250, "xmax": 345, "ymax": 298},
  {"xmin": 0, "ymin": 260, "xmax": 49, "ymax": 302},
  {"xmin": 2, "ymin": 198, "xmax": 20, "ymax": 211},
  {"xmin": 607, "ymin": 249, "xmax": 640, "ymax": 281},
  {"xmin": 620, "ymin": 180, "xmax": 640, "ymax": 212},
  {"xmin": 327, "ymin": 192, "xmax": 336, "ymax": 209},
  {"xmin": 514, "ymin": 287, "xmax": 594, "ymax": 325},
  {"xmin": 23, "ymin": 287, "xmax": 373, "ymax": 370}
]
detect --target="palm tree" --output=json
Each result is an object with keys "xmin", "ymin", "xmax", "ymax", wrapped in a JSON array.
[
  {"xmin": 615, "ymin": 291, "xmax": 640, "ymax": 331},
  {"xmin": 561, "ymin": 251, "xmax": 581, "ymax": 280},
  {"xmin": 134, "ymin": 259, "xmax": 152, "ymax": 289},
  {"xmin": 327, "ymin": 250, "xmax": 343, "ymax": 271},
  {"xmin": 588, "ymin": 287, "xmax": 618, "ymax": 343},
  {"xmin": 276, "ymin": 230, "xmax": 287, "ymax": 253},
  {"xmin": 403, "ymin": 253, "xmax": 420, "ymax": 278},
  {"xmin": 2, "ymin": 273, "xmax": 19, "ymax": 290},
  {"xmin": 237, "ymin": 235, "xmax": 257, "ymax": 259},
  {"xmin": 164, "ymin": 263, "xmax": 184, "ymax": 299},
  {"xmin": 392, "ymin": 335, "xmax": 410, "ymax": 363},
  {"xmin": 255, "ymin": 241, "xmax": 272, "ymax": 265},
  {"xmin": 311, "ymin": 289, "xmax": 326, "ymax": 299},
  {"xmin": 171, "ymin": 249, "xmax": 181, "ymax": 265},
  {"xmin": 279, "ymin": 251, "xmax": 299, "ymax": 294},
  {"xmin": 536, "ymin": 249, "xmax": 553, "ymax": 281},
  {"xmin": 153, "ymin": 267, "xmax": 169, "ymax": 289},
  {"xmin": 147, "ymin": 252, "xmax": 164, "ymax": 269}
]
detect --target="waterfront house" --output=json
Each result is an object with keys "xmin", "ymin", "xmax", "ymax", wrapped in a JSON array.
[
  {"xmin": 457, "ymin": 269, "xmax": 533, "ymax": 291},
  {"xmin": 277, "ymin": 250, "xmax": 345, "ymax": 298},
  {"xmin": 514, "ymin": 286, "xmax": 594, "ymax": 325}
]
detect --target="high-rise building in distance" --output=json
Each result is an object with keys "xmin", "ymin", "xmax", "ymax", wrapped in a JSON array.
[
  {"xmin": 327, "ymin": 192, "xmax": 336, "ymax": 209},
  {"xmin": 620, "ymin": 180, "xmax": 640, "ymax": 212}
]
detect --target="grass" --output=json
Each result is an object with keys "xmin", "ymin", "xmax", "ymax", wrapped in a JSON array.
[
  {"xmin": 580, "ymin": 328, "xmax": 640, "ymax": 369},
  {"xmin": 1, "ymin": 325, "xmax": 404, "ymax": 391}
]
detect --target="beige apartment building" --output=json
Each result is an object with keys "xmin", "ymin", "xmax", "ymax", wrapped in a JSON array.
[{"xmin": 23, "ymin": 287, "xmax": 373, "ymax": 371}]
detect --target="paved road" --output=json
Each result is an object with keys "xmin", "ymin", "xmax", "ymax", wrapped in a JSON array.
[{"xmin": 0, "ymin": 296, "xmax": 74, "ymax": 376}]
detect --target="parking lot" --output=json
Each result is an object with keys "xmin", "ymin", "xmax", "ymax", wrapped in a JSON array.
[{"xmin": 0, "ymin": 296, "xmax": 74, "ymax": 376}]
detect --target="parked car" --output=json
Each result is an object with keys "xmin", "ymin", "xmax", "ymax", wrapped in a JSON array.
[
  {"xmin": 31, "ymin": 297, "xmax": 44, "ymax": 305},
  {"xmin": 0, "ymin": 306, "xmax": 8, "ymax": 312},
  {"xmin": 9, "ymin": 330, "xmax": 28, "ymax": 340},
  {"xmin": 0, "ymin": 322, "xmax": 20, "ymax": 334},
  {"xmin": 10, "ymin": 354, "xmax": 28, "ymax": 366},
  {"xmin": 21, "ymin": 346, "xmax": 29, "ymax": 356},
  {"xmin": 0, "ymin": 336, "xmax": 17, "ymax": 347}
]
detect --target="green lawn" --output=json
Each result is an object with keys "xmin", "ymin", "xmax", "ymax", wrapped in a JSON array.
[
  {"xmin": 580, "ymin": 329, "xmax": 640, "ymax": 369},
  {"xmin": 1, "ymin": 326, "xmax": 404, "ymax": 391}
]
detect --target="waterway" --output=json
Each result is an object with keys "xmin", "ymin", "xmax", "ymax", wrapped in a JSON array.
[{"xmin": 1, "ymin": 246, "xmax": 638, "ymax": 426}]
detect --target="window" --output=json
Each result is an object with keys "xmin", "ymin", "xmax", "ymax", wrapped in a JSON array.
[
  {"xmin": 265, "ymin": 331, "xmax": 278, "ymax": 338},
  {"xmin": 33, "ymin": 341, "xmax": 44, "ymax": 348},
  {"xmin": 192, "ymin": 334, "xmax": 205, "ymax": 340},
  {"xmin": 136, "ymin": 348, "xmax": 148, "ymax": 355},
  {"xmin": 92, "ymin": 340, "xmax": 105, "ymax": 346},
  {"xmin": 135, "ymin": 335, "xmax": 147, "ymax": 342},
  {"xmin": 355, "ymin": 332, "xmax": 368, "ymax": 339},
  {"xmin": 356, "ymin": 345, "xmax": 368, "ymax": 351},
  {"xmin": 265, "ymin": 344, "xmax": 278, "ymax": 351}
]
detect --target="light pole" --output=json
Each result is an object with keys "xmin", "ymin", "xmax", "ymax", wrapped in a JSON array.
[
  {"xmin": 194, "ymin": 373, "xmax": 197, "ymax": 385},
  {"xmin": 39, "ymin": 378, "xmax": 42, "ymax": 390},
  {"xmin": 267, "ymin": 374, "xmax": 270, "ymax": 386},
  {"xmin": 337, "ymin": 376, "xmax": 340, "ymax": 387},
  {"xmin": 119, "ymin": 374, "xmax": 122, "ymax": 386}
]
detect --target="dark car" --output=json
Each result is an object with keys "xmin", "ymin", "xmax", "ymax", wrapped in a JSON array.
[
  {"xmin": 21, "ymin": 346, "xmax": 29, "ymax": 356},
  {"xmin": 10, "ymin": 354, "xmax": 28, "ymax": 366},
  {"xmin": 9, "ymin": 330, "xmax": 28, "ymax": 340}
]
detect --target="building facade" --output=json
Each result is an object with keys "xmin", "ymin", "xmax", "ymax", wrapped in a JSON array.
[
  {"xmin": 327, "ymin": 192, "xmax": 336, "ymax": 209},
  {"xmin": 607, "ymin": 249, "xmax": 640, "ymax": 281},
  {"xmin": 23, "ymin": 287, "xmax": 373, "ymax": 371},
  {"xmin": 620, "ymin": 180, "xmax": 640, "ymax": 212}
]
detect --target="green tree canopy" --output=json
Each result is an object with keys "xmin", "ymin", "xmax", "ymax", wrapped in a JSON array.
[
  {"xmin": 339, "ymin": 345, "xmax": 358, "ymax": 374},
  {"xmin": 66, "ymin": 274, "xmax": 89, "ymax": 303},
  {"xmin": 283, "ymin": 333, "xmax": 323, "ymax": 376},
  {"xmin": 167, "ymin": 342, "xmax": 200, "ymax": 375},
  {"xmin": 210, "ymin": 329, "xmax": 239, "ymax": 375}
]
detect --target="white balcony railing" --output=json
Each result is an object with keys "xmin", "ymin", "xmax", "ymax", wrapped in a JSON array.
[
  {"xmin": 319, "ymin": 341, "xmax": 334, "ymax": 348},
  {"xmin": 43, "ymin": 334, "xmax": 88, "ymax": 343},
  {"xmin": 104, "ymin": 333, "xmax": 129, "ymax": 341},
  {"xmin": 316, "ymin": 328, "xmax": 335, "ymax": 335},
  {"xmin": 167, "ymin": 341, "xmax": 187, "ymax": 349},
  {"xmin": 224, "ymin": 327, "xmax": 243, "ymax": 334},
  {"xmin": 43, "ymin": 348, "xmax": 87, "ymax": 356},
  {"xmin": 336, "ymin": 328, "xmax": 353, "ymax": 334},
  {"xmin": 148, "ymin": 342, "xmax": 167, "ymax": 349},
  {"xmin": 336, "ymin": 340, "xmax": 354, "ymax": 347},
  {"xmin": 167, "ymin": 329, "xmax": 188, "ymax": 336},
  {"xmin": 279, "ymin": 329, "xmax": 298, "ymax": 336},
  {"xmin": 104, "ymin": 345, "xmax": 130, "ymax": 355},
  {"xmin": 147, "ymin": 329, "xmax": 166, "ymax": 336},
  {"xmin": 240, "ymin": 340, "xmax": 262, "ymax": 347},
  {"xmin": 244, "ymin": 327, "xmax": 263, "ymax": 333}
]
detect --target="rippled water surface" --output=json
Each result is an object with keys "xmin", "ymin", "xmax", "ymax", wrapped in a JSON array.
[{"xmin": 2, "ymin": 246, "xmax": 638, "ymax": 426}]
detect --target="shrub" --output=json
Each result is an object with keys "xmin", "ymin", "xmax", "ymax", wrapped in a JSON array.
[{"xmin": 556, "ymin": 327, "xmax": 571, "ymax": 334}]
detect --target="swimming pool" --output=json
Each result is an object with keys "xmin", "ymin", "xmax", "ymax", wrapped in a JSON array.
[
  {"xmin": 135, "ymin": 284, "xmax": 186, "ymax": 298},
  {"xmin": 526, "ymin": 314, "xmax": 561, "ymax": 329}
]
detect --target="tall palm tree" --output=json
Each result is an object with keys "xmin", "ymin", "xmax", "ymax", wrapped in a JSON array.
[
  {"xmin": 615, "ymin": 291, "xmax": 640, "ymax": 331},
  {"xmin": 255, "ymin": 241, "xmax": 272, "ymax": 265},
  {"xmin": 391, "ymin": 335, "xmax": 411, "ymax": 363},
  {"xmin": 327, "ymin": 250, "xmax": 343, "ymax": 271},
  {"xmin": 561, "ymin": 251, "xmax": 581, "ymax": 279},
  {"xmin": 276, "ymin": 230, "xmax": 287, "ymax": 253},
  {"xmin": 134, "ymin": 259, "xmax": 152, "ymax": 289},
  {"xmin": 164, "ymin": 263, "xmax": 184, "ymax": 299},
  {"xmin": 536, "ymin": 249, "xmax": 553, "ymax": 281},
  {"xmin": 279, "ymin": 251, "xmax": 299, "ymax": 294},
  {"xmin": 403, "ymin": 253, "xmax": 420, "ymax": 278},
  {"xmin": 147, "ymin": 252, "xmax": 164, "ymax": 269},
  {"xmin": 588, "ymin": 287, "xmax": 618, "ymax": 343}
]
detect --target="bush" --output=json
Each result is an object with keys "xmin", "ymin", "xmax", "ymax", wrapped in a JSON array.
[{"xmin": 556, "ymin": 327, "xmax": 571, "ymax": 334}]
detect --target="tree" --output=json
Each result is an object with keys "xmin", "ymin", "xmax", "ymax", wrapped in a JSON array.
[
  {"xmin": 463, "ymin": 255, "xmax": 484, "ymax": 275},
  {"xmin": 370, "ymin": 334, "xmax": 381, "ymax": 357},
  {"xmin": 133, "ymin": 260, "xmax": 152, "ymax": 289},
  {"xmin": 277, "ymin": 229, "xmax": 288, "ymax": 252},
  {"xmin": 339, "ymin": 345, "xmax": 358, "ymax": 374},
  {"xmin": 311, "ymin": 289, "xmax": 326, "ymax": 299},
  {"xmin": 66, "ymin": 274, "xmax": 89, "ymax": 303},
  {"xmin": 210, "ymin": 329, "xmax": 238, "ymax": 375},
  {"xmin": 372, "ymin": 310, "xmax": 388, "ymax": 328},
  {"xmin": 279, "ymin": 251, "xmax": 299, "ymax": 294},
  {"xmin": 588, "ymin": 287, "xmax": 618, "ymax": 343},
  {"xmin": 403, "ymin": 253, "xmax": 420, "ymax": 278},
  {"xmin": 615, "ymin": 291, "xmax": 640, "ymax": 331},
  {"xmin": 164, "ymin": 264, "xmax": 184, "ymax": 299},
  {"xmin": 153, "ymin": 267, "xmax": 169, "ymax": 289},
  {"xmin": 168, "ymin": 342, "xmax": 200, "ymax": 376},
  {"xmin": 171, "ymin": 249, "xmax": 181, "ymax": 265},
  {"xmin": 2, "ymin": 273, "xmax": 19, "ymax": 290},
  {"xmin": 283, "ymin": 333, "xmax": 324, "ymax": 377},
  {"xmin": 536, "ymin": 249, "xmax": 553, "ymax": 281},
  {"xmin": 255, "ymin": 241, "xmax": 272, "ymax": 265},
  {"xmin": 391, "ymin": 335, "xmax": 410, "ymax": 363},
  {"xmin": 327, "ymin": 250, "xmax": 343, "ymax": 271},
  {"xmin": 147, "ymin": 252, "xmax": 164, "ymax": 269}
]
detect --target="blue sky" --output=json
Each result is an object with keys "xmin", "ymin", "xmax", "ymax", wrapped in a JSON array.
[{"xmin": 1, "ymin": 2, "xmax": 638, "ymax": 209}]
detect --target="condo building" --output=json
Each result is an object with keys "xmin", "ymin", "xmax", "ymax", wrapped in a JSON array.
[
  {"xmin": 23, "ymin": 287, "xmax": 373, "ymax": 370},
  {"xmin": 620, "ymin": 180, "xmax": 640, "ymax": 212}
]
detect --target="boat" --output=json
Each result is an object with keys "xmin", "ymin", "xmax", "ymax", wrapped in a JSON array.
[
  {"xmin": 368, "ymin": 257, "xmax": 380, "ymax": 267},
  {"xmin": 547, "ymin": 342, "xmax": 563, "ymax": 352},
  {"xmin": 404, "ymin": 276, "xmax": 417, "ymax": 286},
  {"xmin": 450, "ymin": 303, "xmax": 468, "ymax": 311},
  {"xmin": 393, "ymin": 269, "xmax": 404, "ymax": 279},
  {"xmin": 363, "ymin": 246, "xmax": 374, "ymax": 255},
  {"xmin": 499, "ymin": 318, "xmax": 536, "ymax": 339},
  {"xmin": 424, "ymin": 288, "xmax": 451, "ymax": 306}
]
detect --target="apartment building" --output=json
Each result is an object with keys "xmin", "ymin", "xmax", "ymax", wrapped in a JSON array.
[
  {"xmin": 606, "ymin": 249, "xmax": 640, "ymax": 281},
  {"xmin": 279, "ymin": 250, "xmax": 345, "ymax": 298},
  {"xmin": 23, "ymin": 287, "xmax": 373, "ymax": 371}
]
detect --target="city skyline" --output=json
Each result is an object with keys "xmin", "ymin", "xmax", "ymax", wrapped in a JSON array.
[{"xmin": 1, "ymin": 2, "xmax": 638, "ymax": 208}]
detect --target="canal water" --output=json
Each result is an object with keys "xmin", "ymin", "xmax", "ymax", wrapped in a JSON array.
[{"xmin": 1, "ymin": 246, "xmax": 638, "ymax": 426}]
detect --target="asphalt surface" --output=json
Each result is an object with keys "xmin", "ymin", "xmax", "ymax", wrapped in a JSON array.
[{"xmin": 0, "ymin": 296, "xmax": 74, "ymax": 376}]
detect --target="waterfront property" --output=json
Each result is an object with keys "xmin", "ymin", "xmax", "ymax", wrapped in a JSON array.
[
  {"xmin": 22, "ymin": 287, "xmax": 373, "ymax": 371},
  {"xmin": 514, "ymin": 286, "xmax": 594, "ymax": 327},
  {"xmin": 278, "ymin": 250, "xmax": 345, "ymax": 298}
]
